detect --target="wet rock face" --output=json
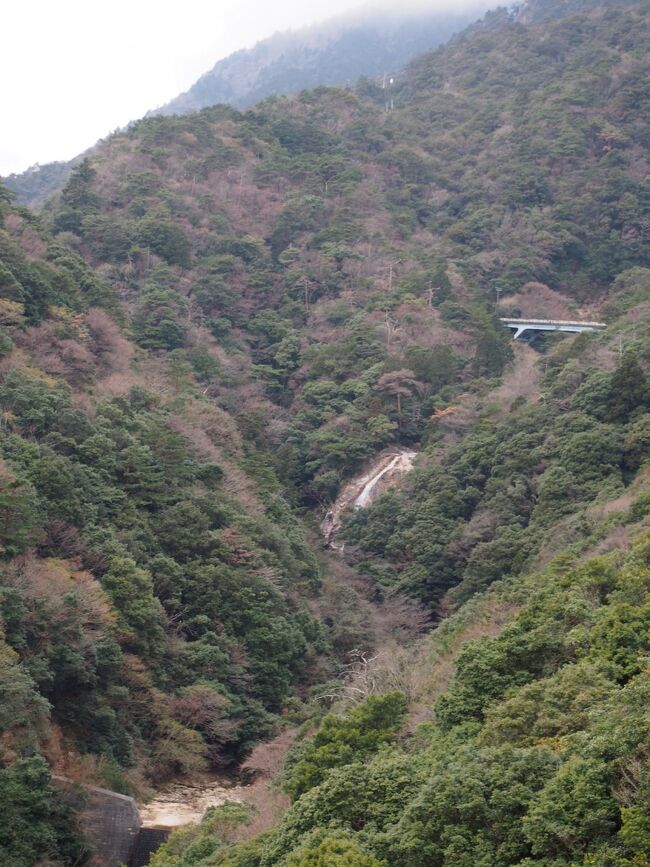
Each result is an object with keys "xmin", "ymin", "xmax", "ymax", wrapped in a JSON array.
[{"xmin": 321, "ymin": 450, "xmax": 417, "ymax": 546}]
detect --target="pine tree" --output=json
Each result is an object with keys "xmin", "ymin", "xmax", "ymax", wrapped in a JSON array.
[{"xmin": 609, "ymin": 352, "xmax": 648, "ymax": 422}]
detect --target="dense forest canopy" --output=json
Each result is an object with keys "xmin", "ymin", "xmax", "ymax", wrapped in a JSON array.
[{"xmin": 0, "ymin": 0, "xmax": 648, "ymax": 864}]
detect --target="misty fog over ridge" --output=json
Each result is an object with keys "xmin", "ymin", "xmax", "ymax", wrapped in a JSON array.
[
  {"xmin": 0, "ymin": 0, "xmax": 490, "ymax": 178},
  {"xmin": 4, "ymin": 0, "xmax": 635, "ymax": 203},
  {"xmin": 2, "ymin": 0, "xmax": 492, "ymax": 206},
  {"xmin": 151, "ymin": 0, "xmax": 491, "ymax": 117}
]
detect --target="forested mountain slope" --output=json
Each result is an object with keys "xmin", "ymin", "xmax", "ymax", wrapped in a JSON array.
[
  {"xmin": 153, "ymin": 526, "xmax": 650, "ymax": 866},
  {"xmin": 1, "ymin": 157, "xmax": 85, "ymax": 211},
  {"xmin": 513, "ymin": 0, "xmax": 640, "ymax": 22},
  {"xmin": 0, "ymin": 184, "xmax": 367, "ymax": 863},
  {"xmin": 2, "ymin": 4, "xmax": 485, "ymax": 210},
  {"xmin": 6, "ymin": 0, "xmax": 640, "ymax": 210},
  {"xmin": 43, "ymin": 0, "xmax": 649, "ymax": 502},
  {"xmin": 155, "ymin": 6, "xmax": 484, "ymax": 117},
  {"xmin": 0, "ymin": 1, "xmax": 648, "ymax": 864}
]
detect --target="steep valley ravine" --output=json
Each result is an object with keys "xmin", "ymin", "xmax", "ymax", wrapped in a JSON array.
[{"xmin": 133, "ymin": 451, "xmax": 418, "ymax": 846}]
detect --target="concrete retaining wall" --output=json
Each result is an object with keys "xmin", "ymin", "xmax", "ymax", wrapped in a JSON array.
[{"xmin": 53, "ymin": 776, "xmax": 141, "ymax": 866}]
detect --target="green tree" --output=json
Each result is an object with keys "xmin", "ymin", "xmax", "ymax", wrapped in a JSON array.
[
  {"xmin": 0, "ymin": 467, "xmax": 40, "ymax": 558},
  {"xmin": 523, "ymin": 757, "xmax": 619, "ymax": 859},
  {"xmin": 132, "ymin": 288, "xmax": 189, "ymax": 350},
  {"xmin": 101, "ymin": 557, "xmax": 165, "ymax": 658},
  {"xmin": 473, "ymin": 326, "xmax": 512, "ymax": 377},
  {"xmin": 287, "ymin": 832, "xmax": 384, "ymax": 867},
  {"xmin": 137, "ymin": 216, "xmax": 191, "ymax": 267},
  {"xmin": 0, "ymin": 755, "xmax": 86, "ymax": 867},
  {"xmin": 285, "ymin": 692, "xmax": 407, "ymax": 799},
  {"xmin": 609, "ymin": 353, "xmax": 648, "ymax": 422}
]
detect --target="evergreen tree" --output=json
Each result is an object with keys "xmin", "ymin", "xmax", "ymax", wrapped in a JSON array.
[{"xmin": 609, "ymin": 352, "xmax": 648, "ymax": 422}]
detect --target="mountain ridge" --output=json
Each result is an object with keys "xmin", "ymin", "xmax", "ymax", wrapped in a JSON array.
[
  {"xmin": 5, "ymin": 0, "xmax": 634, "ymax": 210},
  {"xmin": 152, "ymin": 6, "xmax": 486, "ymax": 117},
  {"xmin": 3, "ymin": 5, "xmax": 487, "ymax": 209}
]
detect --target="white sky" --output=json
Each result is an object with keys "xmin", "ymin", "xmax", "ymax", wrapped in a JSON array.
[{"xmin": 0, "ymin": 0, "xmax": 487, "ymax": 176}]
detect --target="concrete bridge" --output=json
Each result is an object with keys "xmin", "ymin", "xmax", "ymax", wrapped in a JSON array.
[{"xmin": 500, "ymin": 317, "xmax": 606, "ymax": 340}]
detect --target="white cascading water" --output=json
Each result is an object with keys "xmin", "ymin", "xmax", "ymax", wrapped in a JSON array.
[
  {"xmin": 321, "ymin": 450, "xmax": 417, "ymax": 547},
  {"xmin": 353, "ymin": 451, "xmax": 416, "ymax": 508}
]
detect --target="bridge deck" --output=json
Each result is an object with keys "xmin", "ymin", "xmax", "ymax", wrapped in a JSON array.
[
  {"xmin": 500, "ymin": 317, "xmax": 606, "ymax": 340},
  {"xmin": 500, "ymin": 318, "xmax": 606, "ymax": 328}
]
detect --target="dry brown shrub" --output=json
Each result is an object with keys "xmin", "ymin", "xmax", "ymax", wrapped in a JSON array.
[
  {"xmin": 589, "ymin": 492, "xmax": 636, "ymax": 519},
  {"xmin": 5, "ymin": 554, "xmax": 114, "ymax": 629},
  {"xmin": 167, "ymin": 401, "xmax": 265, "ymax": 512},
  {"xmin": 391, "ymin": 302, "xmax": 467, "ymax": 354},
  {"xmin": 627, "ymin": 148, "xmax": 650, "ymax": 181},
  {"xmin": 241, "ymin": 727, "xmax": 298, "ymax": 783},
  {"xmin": 0, "ymin": 458, "xmax": 17, "ymax": 488},
  {"xmin": 226, "ymin": 463, "xmax": 265, "ymax": 512},
  {"xmin": 226, "ymin": 728, "xmax": 297, "ymax": 841},
  {"xmin": 44, "ymin": 725, "xmax": 135, "ymax": 788},
  {"xmin": 38, "ymin": 520, "xmax": 86, "ymax": 561},
  {"xmin": 587, "ymin": 524, "xmax": 634, "ymax": 558},
  {"xmin": 41, "ymin": 723, "xmax": 68, "ymax": 774},
  {"xmin": 170, "ymin": 686, "xmax": 237, "ymax": 755},
  {"xmin": 332, "ymin": 645, "xmax": 427, "ymax": 706},
  {"xmin": 119, "ymin": 654, "xmax": 167, "ymax": 729},
  {"xmin": 220, "ymin": 527, "xmax": 256, "ymax": 566},
  {"xmin": 592, "ymin": 343, "xmax": 621, "ymax": 372},
  {"xmin": 487, "ymin": 343, "xmax": 543, "ymax": 411},
  {"xmin": 613, "ymin": 750, "xmax": 650, "ymax": 807},
  {"xmin": 435, "ymin": 396, "xmax": 481, "ymax": 443},
  {"xmin": 3, "ymin": 213, "xmax": 24, "ymax": 235},
  {"xmin": 57, "ymin": 339, "xmax": 98, "ymax": 385},
  {"xmin": 14, "ymin": 324, "xmax": 98, "ymax": 386},
  {"xmin": 7, "ymin": 553, "xmax": 72, "ymax": 597},
  {"xmin": 184, "ymin": 325, "xmax": 230, "ymax": 363},
  {"xmin": 505, "ymin": 283, "xmax": 576, "ymax": 320},
  {"xmin": 92, "ymin": 369, "xmax": 143, "ymax": 399},
  {"xmin": 16, "ymin": 226, "xmax": 48, "ymax": 258},
  {"xmin": 373, "ymin": 591, "xmax": 431, "ymax": 643},
  {"xmin": 85, "ymin": 307, "xmax": 133, "ymax": 373},
  {"xmin": 169, "ymin": 416, "xmax": 221, "ymax": 462},
  {"xmin": 93, "ymin": 352, "xmax": 170, "ymax": 400},
  {"xmin": 423, "ymin": 598, "xmax": 523, "ymax": 705},
  {"xmin": 169, "ymin": 400, "xmax": 243, "ymax": 458},
  {"xmin": 447, "ymin": 509, "xmax": 500, "ymax": 559},
  {"xmin": 230, "ymin": 781, "xmax": 291, "ymax": 842}
]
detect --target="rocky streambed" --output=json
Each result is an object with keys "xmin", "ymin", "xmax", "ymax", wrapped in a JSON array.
[{"xmin": 138, "ymin": 778, "xmax": 248, "ymax": 828}]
